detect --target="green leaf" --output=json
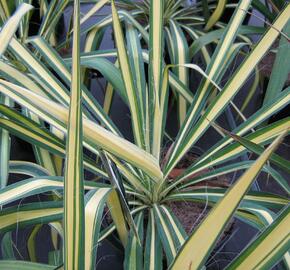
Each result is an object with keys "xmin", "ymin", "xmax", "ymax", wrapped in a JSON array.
[
  {"xmin": 0, "ymin": 1, "xmax": 15, "ymax": 21},
  {"xmin": 84, "ymin": 188, "xmax": 111, "ymax": 270},
  {"xmin": 0, "ymin": 94, "xmax": 11, "ymax": 188},
  {"xmin": 149, "ymin": 0, "xmax": 164, "ymax": 157},
  {"xmin": 100, "ymin": 152, "xmax": 138, "ymax": 245},
  {"xmin": 212, "ymin": 122, "xmax": 290, "ymax": 174},
  {"xmin": 144, "ymin": 209, "xmax": 162, "ymax": 270},
  {"xmin": 125, "ymin": 22, "xmax": 148, "ymax": 149},
  {"xmin": 263, "ymin": 21, "xmax": 290, "ymax": 105},
  {"xmin": 78, "ymin": 57, "xmax": 127, "ymax": 104},
  {"xmin": 252, "ymin": 0, "xmax": 276, "ymax": 21},
  {"xmin": 153, "ymin": 204, "xmax": 186, "ymax": 265},
  {"xmin": 1, "ymin": 232, "xmax": 15, "ymax": 260},
  {"xmin": 27, "ymin": 225, "xmax": 42, "ymax": 262},
  {"xmin": 124, "ymin": 212, "xmax": 144, "ymax": 270},
  {"xmin": 168, "ymin": 20, "xmax": 189, "ymax": 126},
  {"xmin": 48, "ymin": 249, "xmax": 63, "ymax": 267},
  {"xmin": 188, "ymin": 25, "xmax": 265, "ymax": 59},
  {"xmin": 9, "ymin": 161, "xmax": 50, "ymax": 177},
  {"xmin": 23, "ymin": 110, "xmax": 58, "ymax": 176}
]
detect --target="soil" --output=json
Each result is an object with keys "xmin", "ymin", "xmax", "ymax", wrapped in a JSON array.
[{"xmin": 163, "ymin": 148, "xmax": 233, "ymax": 239}]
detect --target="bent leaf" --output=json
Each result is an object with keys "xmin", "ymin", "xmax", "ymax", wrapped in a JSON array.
[{"xmin": 0, "ymin": 3, "xmax": 33, "ymax": 56}]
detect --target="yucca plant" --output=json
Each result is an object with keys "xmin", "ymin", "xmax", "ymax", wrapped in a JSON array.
[
  {"xmin": 0, "ymin": 0, "xmax": 289, "ymax": 270},
  {"xmin": 76, "ymin": 0, "xmax": 281, "ymax": 126}
]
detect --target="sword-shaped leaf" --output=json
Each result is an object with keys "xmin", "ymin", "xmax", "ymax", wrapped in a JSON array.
[
  {"xmin": 124, "ymin": 212, "xmax": 144, "ymax": 270},
  {"xmin": 144, "ymin": 209, "xmax": 163, "ymax": 270},
  {"xmin": 84, "ymin": 188, "xmax": 111, "ymax": 270},
  {"xmin": 211, "ymin": 122, "xmax": 290, "ymax": 174},
  {"xmin": 63, "ymin": 1, "xmax": 85, "ymax": 269},
  {"xmin": 111, "ymin": 0, "xmax": 145, "ymax": 149}
]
